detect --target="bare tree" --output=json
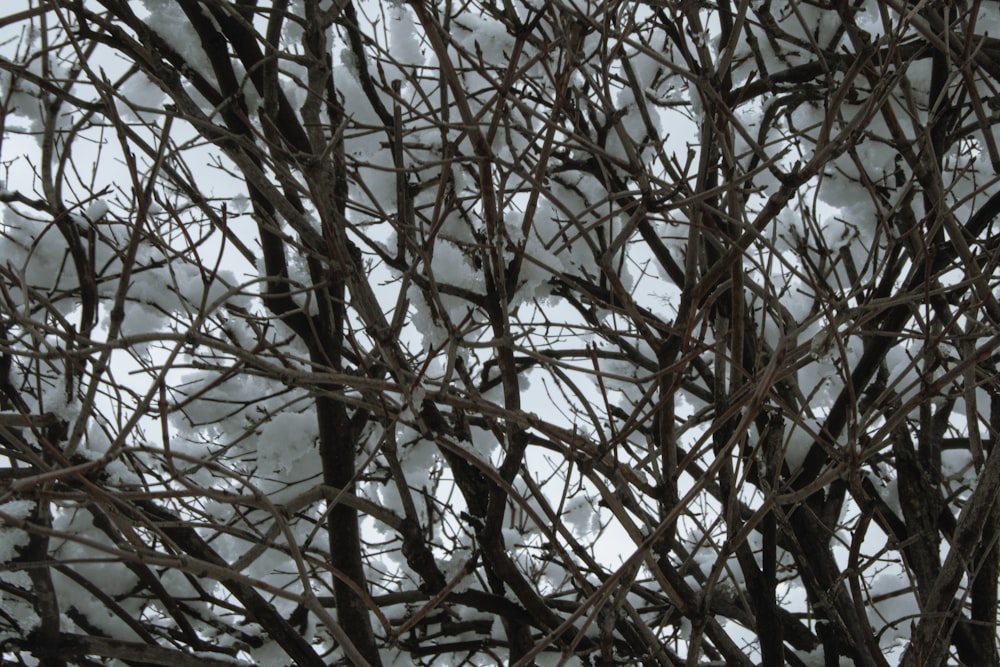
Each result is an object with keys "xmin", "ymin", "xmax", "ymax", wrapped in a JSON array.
[{"xmin": 1, "ymin": 1, "xmax": 1000, "ymax": 665}]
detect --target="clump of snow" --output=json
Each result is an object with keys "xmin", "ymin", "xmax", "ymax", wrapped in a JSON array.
[
  {"xmin": 794, "ymin": 646, "xmax": 854, "ymax": 667},
  {"xmin": 783, "ymin": 418, "xmax": 822, "ymax": 474},
  {"xmin": 867, "ymin": 572, "xmax": 919, "ymax": 650},
  {"xmin": 0, "ymin": 56, "xmax": 70, "ymax": 133},
  {"xmin": 39, "ymin": 379, "xmax": 80, "ymax": 424},
  {"xmin": 562, "ymin": 493, "xmax": 600, "ymax": 536},
  {"xmin": 0, "ymin": 500, "xmax": 35, "ymax": 522},
  {"xmin": 405, "ymin": 286, "xmax": 453, "ymax": 350},
  {"xmin": 0, "ymin": 501, "xmax": 34, "ymax": 562},
  {"xmin": 116, "ymin": 72, "xmax": 167, "ymax": 122},
  {"xmin": 140, "ymin": 0, "xmax": 217, "ymax": 86},
  {"xmin": 462, "ymin": 424, "xmax": 499, "ymax": 462},
  {"xmin": 451, "ymin": 13, "xmax": 517, "ymax": 63},
  {"xmin": 230, "ymin": 194, "xmax": 251, "ymax": 214},
  {"xmin": 0, "ymin": 207, "xmax": 78, "ymax": 308},
  {"xmin": 83, "ymin": 200, "xmax": 110, "ymax": 224},
  {"xmin": 481, "ymin": 364, "xmax": 531, "ymax": 405},
  {"xmin": 868, "ymin": 463, "xmax": 902, "ymax": 518},
  {"xmin": 941, "ymin": 449, "xmax": 974, "ymax": 484},
  {"xmin": 255, "ymin": 411, "xmax": 317, "ymax": 476},
  {"xmin": 397, "ymin": 425, "xmax": 438, "ymax": 478},
  {"xmin": 0, "ymin": 573, "xmax": 39, "ymax": 644},
  {"xmin": 388, "ymin": 4, "xmax": 423, "ymax": 73},
  {"xmin": 505, "ymin": 213, "xmax": 565, "ymax": 304},
  {"xmin": 171, "ymin": 370, "xmax": 297, "ymax": 456},
  {"xmin": 47, "ymin": 509, "xmax": 144, "ymax": 639},
  {"xmin": 606, "ymin": 91, "xmax": 656, "ymax": 167},
  {"xmin": 438, "ymin": 551, "xmax": 475, "ymax": 593},
  {"xmin": 430, "ymin": 240, "xmax": 483, "ymax": 294},
  {"xmin": 76, "ymin": 427, "xmax": 145, "ymax": 487}
]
